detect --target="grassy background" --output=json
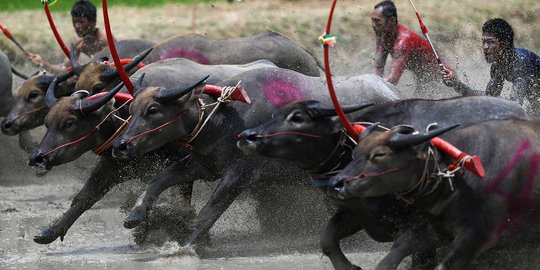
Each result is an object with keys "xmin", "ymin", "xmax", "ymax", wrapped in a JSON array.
[
  {"xmin": 0, "ymin": 0, "xmax": 223, "ymax": 11},
  {"xmin": 1, "ymin": 0, "xmax": 539, "ymax": 98}
]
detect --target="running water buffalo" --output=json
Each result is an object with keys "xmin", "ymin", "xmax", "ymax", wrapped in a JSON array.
[
  {"xmin": 74, "ymin": 30, "xmax": 322, "ymax": 92},
  {"xmin": 0, "ymin": 49, "xmax": 13, "ymax": 117},
  {"xmin": 111, "ymin": 67, "xmax": 399, "ymax": 248},
  {"xmin": 331, "ymin": 119, "xmax": 540, "ymax": 269},
  {"xmin": 0, "ymin": 47, "xmax": 151, "ymax": 144},
  {"xmin": 235, "ymin": 96, "xmax": 529, "ymax": 270},
  {"xmin": 144, "ymin": 31, "xmax": 322, "ymax": 76},
  {"xmin": 91, "ymin": 39, "xmax": 155, "ymax": 62},
  {"xmin": 27, "ymin": 60, "xmax": 276, "ymax": 244}
]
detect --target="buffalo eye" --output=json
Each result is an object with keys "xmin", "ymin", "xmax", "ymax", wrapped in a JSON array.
[
  {"xmin": 287, "ymin": 112, "xmax": 305, "ymax": 124},
  {"xmin": 62, "ymin": 119, "xmax": 74, "ymax": 129},
  {"xmin": 92, "ymin": 83, "xmax": 106, "ymax": 93},
  {"xmin": 147, "ymin": 106, "xmax": 159, "ymax": 116},
  {"xmin": 370, "ymin": 150, "xmax": 387, "ymax": 162},
  {"xmin": 27, "ymin": 91, "xmax": 40, "ymax": 102}
]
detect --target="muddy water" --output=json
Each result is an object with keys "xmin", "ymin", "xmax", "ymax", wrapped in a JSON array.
[
  {"xmin": 3, "ymin": 122, "xmax": 540, "ymax": 270},
  {"xmin": 0, "ymin": 130, "xmax": 399, "ymax": 270}
]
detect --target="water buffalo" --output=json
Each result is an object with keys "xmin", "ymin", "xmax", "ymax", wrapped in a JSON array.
[
  {"xmin": 111, "ymin": 67, "xmax": 399, "ymax": 249},
  {"xmin": 74, "ymin": 31, "xmax": 322, "ymax": 92},
  {"xmin": 0, "ymin": 49, "xmax": 13, "ymax": 117},
  {"xmin": 90, "ymin": 39, "xmax": 156, "ymax": 62},
  {"xmin": 235, "ymin": 96, "xmax": 529, "ymax": 270},
  {"xmin": 331, "ymin": 118, "xmax": 540, "ymax": 269},
  {"xmin": 27, "ymin": 60, "xmax": 277, "ymax": 245},
  {"xmin": 0, "ymin": 47, "xmax": 151, "ymax": 146},
  {"xmin": 1, "ymin": 71, "xmax": 74, "ymax": 136},
  {"xmin": 143, "ymin": 30, "xmax": 322, "ymax": 76}
]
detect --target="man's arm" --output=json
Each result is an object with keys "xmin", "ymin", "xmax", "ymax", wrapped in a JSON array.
[
  {"xmin": 27, "ymin": 52, "xmax": 67, "ymax": 73},
  {"xmin": 385, "ymin": 48, "xmax": 409, "ymax": 85},
  {"xmin": 485, "ymin": 67, "xmax": 505, "ymax": 98},
  {"xmin": 510, "ymin": 77, "xmax": 528, "ymax": 105},
  {"xmin": 373, "ymin": 38, "xmax": 388, "ymax": 76},
  {"xmin": 441, "ymin": 68, "xmax": 483, "ymax": 96}
]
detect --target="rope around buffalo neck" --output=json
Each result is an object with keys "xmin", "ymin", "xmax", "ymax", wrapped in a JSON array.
[
  {"xmin": 179, "ymin": 81, "xmax": 241, "ymax": 148},
  {"xmin": 92, "ymin": 97, "xmax": 133, "ymax": 154}
]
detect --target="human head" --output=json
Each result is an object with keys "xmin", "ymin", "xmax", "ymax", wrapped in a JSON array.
[
  {"xmin": 71, "ymin": 0, "xmax": 97, "ymax": 37},
  {"xmin": 481, "ymin": 18, "xmax": 514, "ymax": 63},
  {"xmin": 372, "ymin": 1, "xmax": 398, "ymax": 37}
]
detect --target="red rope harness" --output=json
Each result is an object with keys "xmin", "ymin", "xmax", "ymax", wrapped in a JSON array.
[
  {"xmin": 10, "ymin": 106, "xmax": 47, "ymax": 122},
  {"xmin": 41, "ymin": 126, "xmax": 100, "ymax": 157},
  {"xmin": 238, "ymin": 131, "xmax": 326, "ymax": 139},
  {"xmin": 346, "ymin": 161, "xmax": 413, "ymax": 184},
  {"xmin": 121, "ymin": 110, "xmax": 189, "ymax": 146},
  {"xmin": 40, "ymin": 93, "xmax": 131, "ymax": 157}
]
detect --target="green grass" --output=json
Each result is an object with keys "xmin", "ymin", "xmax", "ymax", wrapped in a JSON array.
[{"xmin": 0, "ymin": 0, "xmax": 224, "ymax": 12}]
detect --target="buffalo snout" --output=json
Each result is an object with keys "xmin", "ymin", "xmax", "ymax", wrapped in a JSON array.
[
  {"xmin": 28, "ymin": 150, "xmax": 52, "ymax": 170},
  {"xmin": 236, "ymin": 129, "xmax": 261, "ymax": 155},
  {"xmin": 112, "ymin": 139, "xmax": 130, "ymax": 159},
  {"xmin": 330, "ymin": 175, "xmax": 352, "ymax": 200},
  {"xmin": 237, "ymin": 129, "xmax": 259, "ymax": 142},
  {"xmin": 1, "ymin": 118, "xmax": 18, "ymax": 135}
]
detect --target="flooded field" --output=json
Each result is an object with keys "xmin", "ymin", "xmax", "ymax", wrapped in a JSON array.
[
  {"xmin": 2, "ymin": 0, "xmax": 540, "ymax": 269},
  {"xmin": 0, "ymin": 128, "xmax": 395, "ymax": 270}
]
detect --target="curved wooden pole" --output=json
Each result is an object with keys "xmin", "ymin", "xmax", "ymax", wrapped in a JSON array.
[{"xmin": 102, "ymin": 0, "xmax": 134, "ymax": 93}]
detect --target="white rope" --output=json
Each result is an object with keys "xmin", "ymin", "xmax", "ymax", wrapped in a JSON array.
[{"xmin": 185, "ymin": 81, "xmax": 241, "ymax": 144}]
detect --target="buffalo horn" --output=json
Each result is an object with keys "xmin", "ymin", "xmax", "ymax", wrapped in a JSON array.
[
  {"xmin": 38, "ymin": 69, "xmax": 74, "ymax": 90},
  {"xmin": 133, "ymin": 73, "xmax": 146, "ymax": 96},
  {"xmin": 359, "ymin": 122, "xmax": 381, "ymax": 139},
  {"xmin": 102, "ymin": 47, "xmax": 153, "ymax": 82},
  {"xmin": 155, "ymin": 75, "xmax": 210, "ymax": 103},
  {"xmin": 69, "ymin": 43, "xmax": 83, "ymax": 75},
  {"xmin": 44, "ymin": 71, "xmax": 76, "ymax": 108},
  {"xmin": 75, "ymin": 81, "xmax": 125, "ymax": 116},
  {"xmin": 308, "ymin": 102, "xmax": 374, "ymax": 119},
  {"xmin": 388, "ymin": 124, "xmax": 460, "ymax": 149}
]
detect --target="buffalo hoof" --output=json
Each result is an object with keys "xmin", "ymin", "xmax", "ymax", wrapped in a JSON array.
[
  {"xmin": 33, "ymin": 227, "xmax": 64, "ymax": 244},
  {"xmin": 124, "ymin": 208, "xmax": 148, "ymax": 229}
]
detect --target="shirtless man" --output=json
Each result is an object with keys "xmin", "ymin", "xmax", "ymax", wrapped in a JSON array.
[
  {"xmin": 28, "ymin": 0, "xmax": 112, "ymax": 73},
  {"xmin": 443, "ymin": 18, "xmax": 540, "ymax": 118},
  {"xmin": 372, "ymin": 0, "xmax": 453, "ymax": 97}
]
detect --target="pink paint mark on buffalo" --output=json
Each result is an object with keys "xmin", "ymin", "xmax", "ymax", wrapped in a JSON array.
[
  {"xmin": 159, "ymin": 48, "xmax": 210, "ymax": 64},
  {"xmin": 484, "ymin": 139, "xmax": 540, "ymax": 238},
  {"xmin": 262, "ymin": 79, "xmax": 305, "ymax": 107}
]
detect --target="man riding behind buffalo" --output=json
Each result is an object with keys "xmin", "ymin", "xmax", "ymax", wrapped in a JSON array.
[
  {"xmin": 27, "ymin": 0, "xmax": 112, "ymax": 73},
  {"xmin": 443, "ymin": 18, "xmax": 540, "ymax": 118},
  {"xmin": 371, "ymin": 0, "xmax": 454, "ymax": 98}
]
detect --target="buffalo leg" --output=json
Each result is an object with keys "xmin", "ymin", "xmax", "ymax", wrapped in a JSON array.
[
  {"xmin": 375, "ymin": 222, "xmax": 442, "ymax": 270},
  {"xmin": 124, "ymin": 157, "xmax": 215, "ymax": 229},
  {"xmin": 33, "ymin": 157, "xmax": 124, "ymax": 244},
  {"xmin": 186, "ymin": 158, "xmax": 263, "ymax": 248},
  {"xmin": 435, "ymin": 227, "xmax": 492, "ymax": 270},
  {"xmin": 321, "ymin": 209, "xmax": 364, "ymax": 270}
]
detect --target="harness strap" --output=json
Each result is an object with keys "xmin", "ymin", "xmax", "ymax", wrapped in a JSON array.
[
  {"xmin": 42, "ymin": 97, "xmax": 130, "ymax": 157},
  {"xmin": 10, "ymin": 106, "xmax": 47, "ymax": 122},
  {"xmin": 92, "ymin": 115, "xmax": 131, "ymax": 155},
  {"xmin": 178, "ymin": 82, "xmax": 241, "ymax": 148}
]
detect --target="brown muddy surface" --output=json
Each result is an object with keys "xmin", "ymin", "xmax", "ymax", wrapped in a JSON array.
[{"xmin": 2, "ymin": 0, "xmax": 540, "ymax": 269}]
